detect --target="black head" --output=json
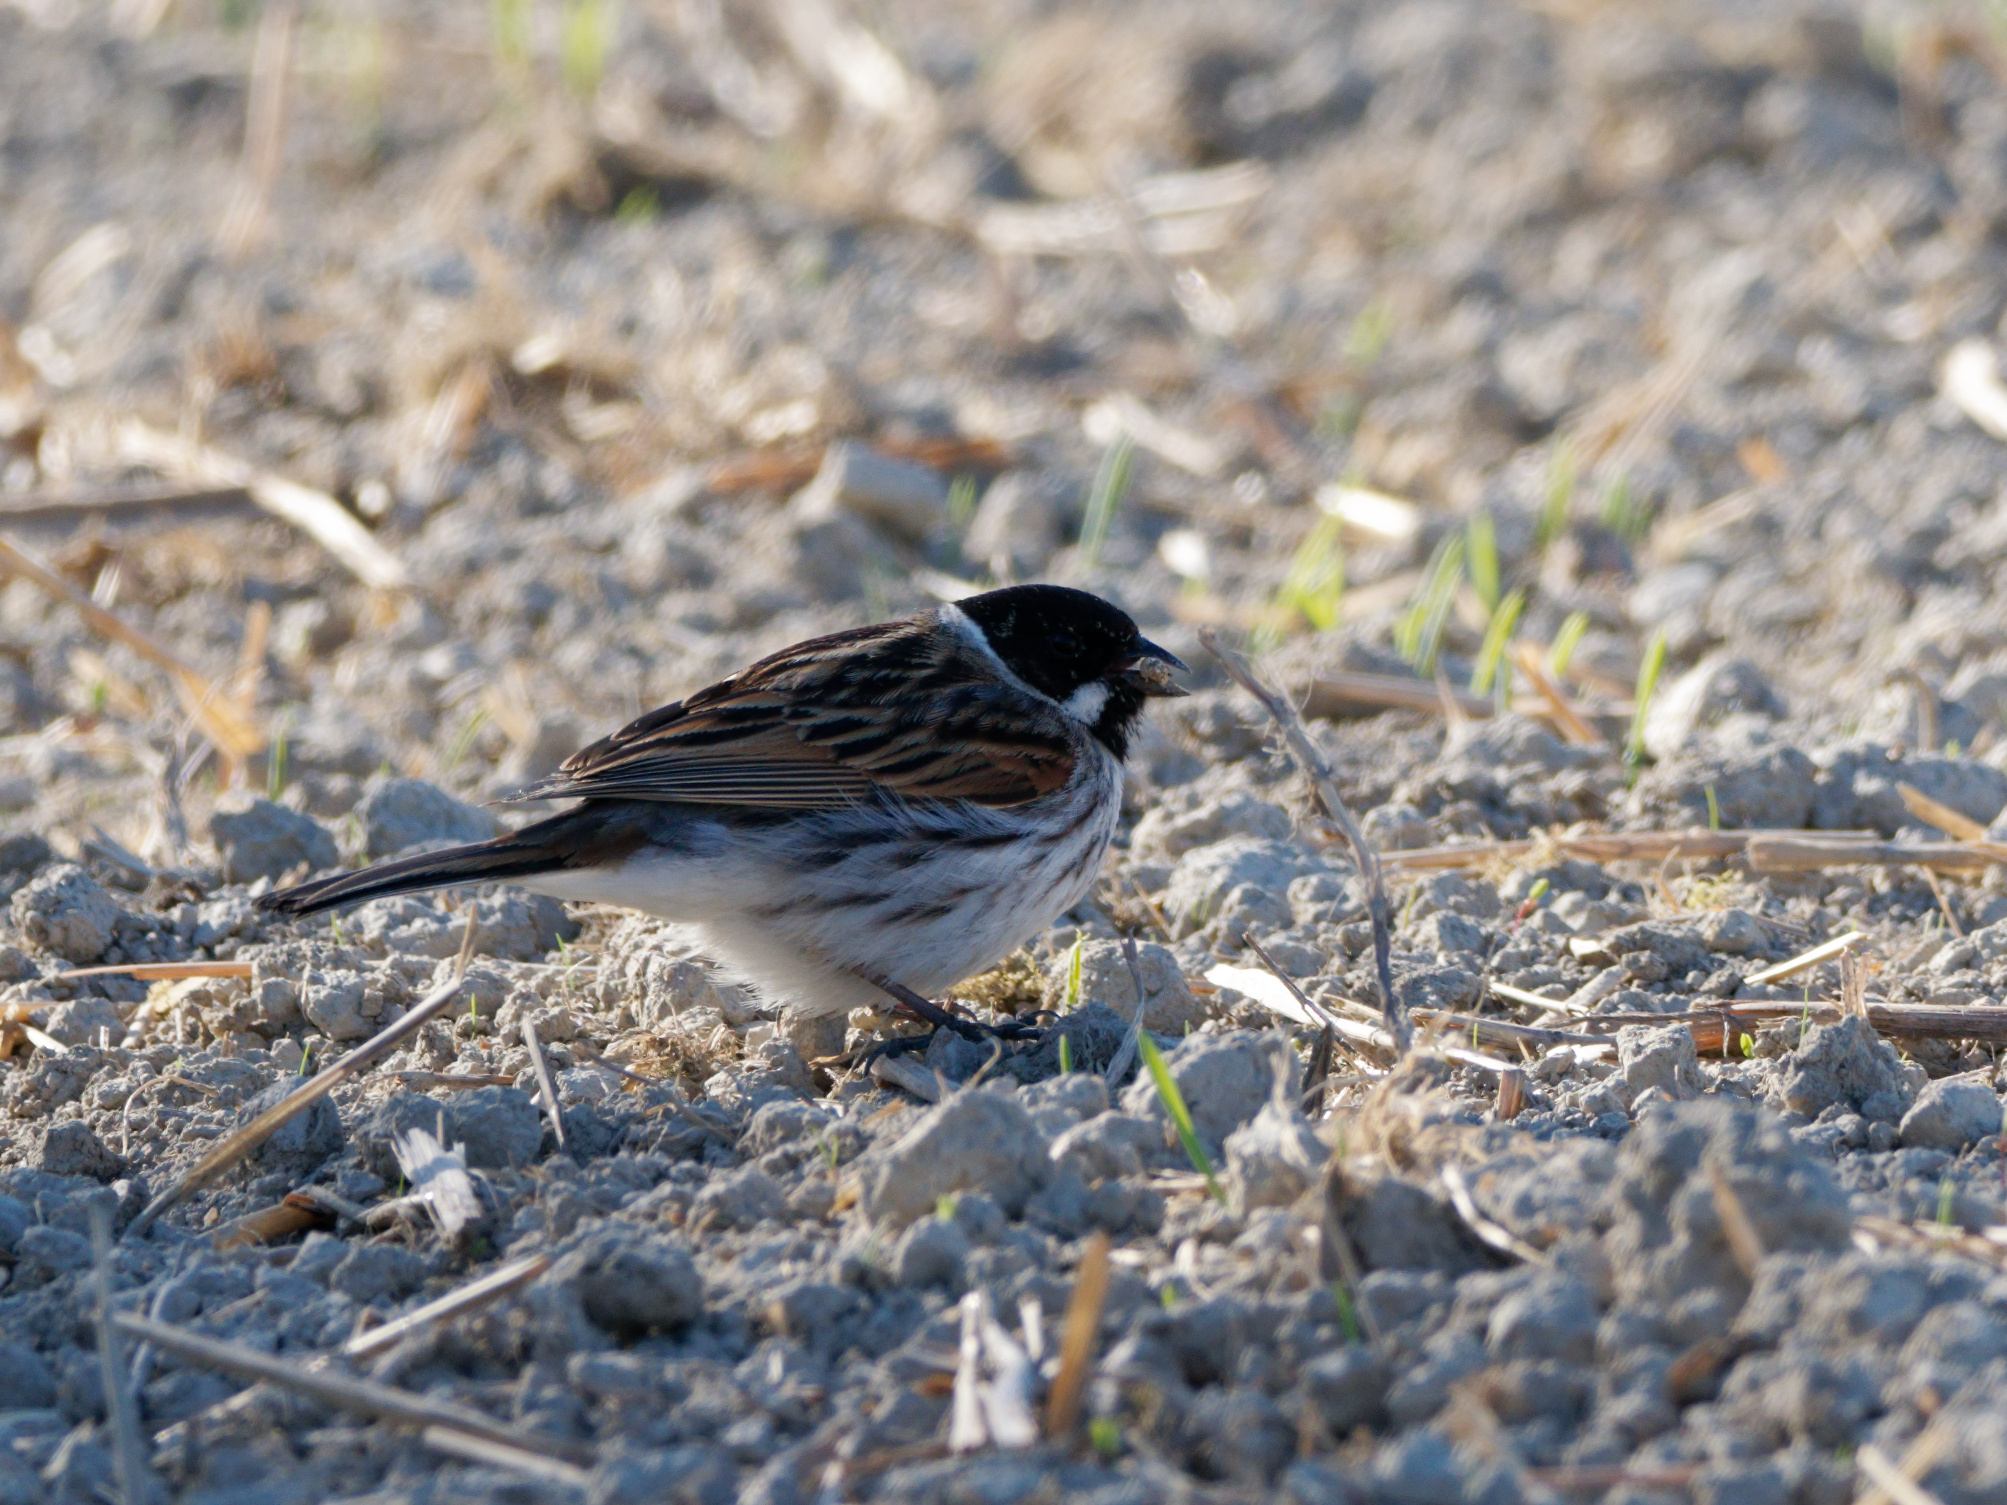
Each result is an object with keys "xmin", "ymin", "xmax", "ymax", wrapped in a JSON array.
[{"xmin": 952, "ymin": 584, "xmax": 1187, "ymax": 757}]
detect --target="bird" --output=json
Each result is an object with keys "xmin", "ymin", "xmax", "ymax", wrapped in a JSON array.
[{"xmin": 257, "ymin": 584, "xmax": 1188, "ymax": 1027}]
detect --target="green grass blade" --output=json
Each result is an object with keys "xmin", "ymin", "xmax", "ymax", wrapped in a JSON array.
[
  {"xmin": 1080, "ymin": 434, "xmax": 1135, "ymax": 568},
  {"xmin": 1471, "ymin": 588, "xmax": 1524, "ymax": 695},
  {"xmin": 1466, "ymin": 511, "xmax": 1499, "ymax": 613},
  {"xmin": 1137, "ymin": 1033, "xmax": 1223, "ymax": 1204},
  {"xmin": 1548, "ymin": 610, "xmax": 1589, "ymax": 678},
  {"xmin": 1627, "ymin": 629, "xmax": 1668, "ymax": 768}
]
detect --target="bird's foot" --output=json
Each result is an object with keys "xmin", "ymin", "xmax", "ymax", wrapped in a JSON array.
[{"xmin": 869, "ymin": 978, "xmax": 1048, "ymax": 1044}]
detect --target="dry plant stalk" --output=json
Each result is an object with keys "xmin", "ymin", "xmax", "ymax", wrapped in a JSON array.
[
  {"xmin": 1494, "ymin": 1068, "xmax": 1526, "ymax": 1121},
  {"xmin": 1045, "ymin": 1232, "xmax": 1110, "ymax": 1437},
  {"xmin": 0, "ymin": 534, "xmax": 262, "ymax": 764},
  {"xmin": 1897, "ymin": 782, "xmax": 1987, "ymax": 842},
  {"xmin": 55, "ymin": 961, "xmax": 253, "ymax": 982},
  {"xmin": 519, "ymin": 1016, "xmax": 566, "ymax": 1150},
  {"xmin": 117, "ymin": 419, "xmax": 408, "ymax": 590},
  {"xmin": 1200, "ymin": 628, "xmax": 1407, "ymax": 1051},
  {"xmin": 391, "ymin": 1070, "xmax": 518, "ymax": 1091},
  {"xmin": 344, "ymin": 1253, "xmax": 551, "ymax": 1360},
  {"xmin": 1745, "ymin": 931, "xmax": 1866, "ymax": 986},
  {"xmin": 1510, "ymin": 642, "xmax": 1606, "ymax": 747},
  {"xmin": 1706, "ymin": 1163, "xmax": 1766, "ymax": 1278},
  {"xmin": 89, "ymin": 1201, "xmax": 153, "ymax": 1505},
  {"xmin": 211, "ymin": 1192, "xmax": 330, "ymax": 1251},
  {"xmin": 1439, "ymin": 1163, "xmax": 1546, "ymax": 1263},
  {"xmin": 1855, "ymin": 1442, "xmax": 1949, "ymax": 1505},
  {"xmin": 1840, "ymin": 950, "xmax": 1870, "ymax": 1019},
  {"xmin": 417, "ymin": 1426, "xmax": 592, "ymax": 1490},
  {"xmin": 129, "ymin": 970, "xmax": 468, "ymax": 1236},
  {"xmin": 217, "ymin": 0, "xmax": 298, "ymax": 259},
  {"xmin": 1383, "ymin": 828, "xmax": 2007, "ymax": 875},
  {"xmin": 112, "ymin": 1312, "xmax": 595, "ymax": 1466}
]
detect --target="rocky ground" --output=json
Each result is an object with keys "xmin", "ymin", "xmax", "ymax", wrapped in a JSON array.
[{"xmin": 5, "ymin": 0, "xmax": 2007, "ymax": 1502}]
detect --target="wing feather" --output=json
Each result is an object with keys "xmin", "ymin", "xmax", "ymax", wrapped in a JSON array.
[{"xmin": 519, "ymin": 617, "xmax": 1076, "ymax": 809}]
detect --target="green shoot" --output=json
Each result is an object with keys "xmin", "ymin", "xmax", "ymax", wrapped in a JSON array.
[
  {"xmin": 1739, "ymin": 1032, "xmax": 1754, "ymax": 1058},
  {"xmin": 1599, "ymin": 470, "xmax": 1651, "ymax": 541},
  {"xmin": 267, "ymin": 721, "xmax": 289, "ymax": 802},
  {"xmin": 1937, "ymin": 1175, "xmax": 1957, "ymax": 1227},
  {"xmin": 1626, "ymin": 629, "xmax": 1668, "ymax": 769},
  {"xmin": 559, "ymin": 0, "xmax": 619, "ymax": 102},
  {"xmin": 1276, "ymin": 515, "xmax": 1346, "ymax": 633},
  {"xmin": 1058, "ymin": 1034, "xmax": 1074, "ymax": 1074},
  {"xmin": 1138, "ymin": 1033, "xmax": 1223, "ymax": 1204},
  {"xmin": 445, "ymin": 704, "xmax": 490, "ymax": 777},
  {"xmin": 1471, "ymin": 588, "xmax": 1524, "ymax": 697},
  {"xmin": 1537, "ymin": 438, "xmax": 1576, "ymax": 552},
  {"xmin": 1394, "ymin": 533, "xmax": 1465, "ymax": 675},
  {"xmin": 1063, "ymin": 937, "xmax": 1084, "ymax": 1009},
  {"xmin": 1343, "ymin": 301, "xmax": 1392, "ymax": 367},
  {"xmin": 1316, "ymin": 393, "xmax": 1360, "ymax": 440},
  {"xmin": 1466, "ymin": 511, "xmax": 1499, "ymax": 613},
  {"xmin": 1705, "ymin": 784, "xmax": 1720, "ymax": 832},
  {"xmin": 329, "ymin": 914, "xmax": 344, "ymax": 946},
  {"xmin": 817, "ymin": 1131, "xmax": 840, "ymax": 1173},
  {"xmin": 947, "ymin": 475, "xmax": 979, "ymax": 534},
  {"xmin": 1160, "ymin": 1283, "xmax": 1177, "ymax": 1309},
  {"xmin": 1079, "ymin": 434, "xmax": 1135, "ymax": 568},
  {"xmin": 1332, "ymin": 1281, "xmax": 1363, "ymax": 1344},
  {"xmin": 296, "ymin": 1039, "xmax": 313, "ymax": 1076},
  {"xmin": 1549, "ymin": 610, "xmax": 1590, "ymax": 678},
  {"xmin": 936, "ymin": 1193, "xmax": 959, "ymax": 1221},
  {"xmin": 614, "ymin": 186, "xmax": 659, "ymax": 225},
  {"xmin": 489, "ymin": 0, "xmax": 532, "ymax": 86},
  {"xmin": 1088, "ymin": 1418, "xmax": 1121, "ymax": 1459}
]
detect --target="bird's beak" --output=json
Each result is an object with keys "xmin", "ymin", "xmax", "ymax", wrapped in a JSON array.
[{"xmin": 1116, "ymin": 638, "xmax": 1190, "ymax": 697}]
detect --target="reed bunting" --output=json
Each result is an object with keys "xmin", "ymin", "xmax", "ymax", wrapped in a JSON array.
[{"xmin": 259, "ymin": 585, "xmax": 1188, "ymax": 1023}]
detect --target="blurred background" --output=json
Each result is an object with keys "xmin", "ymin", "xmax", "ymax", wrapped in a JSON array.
[{"xmin": 4, "ymin": 0, "xmax": 2007, "ymax": 865}]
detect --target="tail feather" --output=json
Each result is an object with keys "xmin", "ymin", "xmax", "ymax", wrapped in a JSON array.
[{"xmin": 255, "ymin": 833, "xmax": 560, "ymax": 918}]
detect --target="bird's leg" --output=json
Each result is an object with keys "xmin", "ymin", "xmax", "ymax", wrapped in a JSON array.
[{"xmin": 867, "ymin": 977, "xmax": 1046, "ymax": 1042}]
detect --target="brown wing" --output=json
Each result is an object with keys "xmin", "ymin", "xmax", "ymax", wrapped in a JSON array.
[{"xmin": 519, "ymin": 616, "xmax": 1077, "ymax": 809}]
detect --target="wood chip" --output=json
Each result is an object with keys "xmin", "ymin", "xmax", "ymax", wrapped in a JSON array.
[
  {"xmin": 393, "ymin": 1126, "xmax": 483, "ymax": 1241},
  {"xmin": 1939, "ymin": 337, "xmax": 2007, "ymax": 443},
  {"xmin": 868, "ymin": 1052, "xmax": 942, "ymax": 1102}
]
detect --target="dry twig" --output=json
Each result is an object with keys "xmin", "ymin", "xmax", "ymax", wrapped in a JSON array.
[
  {"xmin": 117, "ymin": 420, "xmax": 408, "ymax": 590},
  {"xmin": 0, "ymin": 534, "xmax": 262, "ymax": 764},
  {"xmin": 519, "ymin": 1016, "xmax": 566, "ymax": 1151},
  {"xmin": 344, "ymin": 1254, "xmax": 551, "ymax": 1360},
  {"xmin": 112, "ymin": 1312, "xmax": 594, "ymax": 1466},
  {"xmin": 1045, "ymin": 1232, "xmax": 1109, "ymax": 1437},
  {"xmin": 1201, "ymin": 629, "xmax": 1406, "ymax": 1051},
  {"xmin": 128, "ymin": 970, "xmax": 468, "ymax": 1236}
]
